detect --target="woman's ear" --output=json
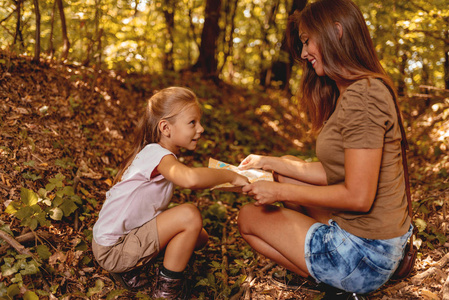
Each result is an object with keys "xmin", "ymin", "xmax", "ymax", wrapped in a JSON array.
[
  {"xmin": 335, "ymin": 22, "xmax": 343, "ymax": 39},
  {"xmin": 159, "ymin": 120, "xmax": 171, "ymax": 137}
]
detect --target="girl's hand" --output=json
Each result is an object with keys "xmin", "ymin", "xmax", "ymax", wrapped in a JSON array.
[
  {"xmin": 232, "ymin": 173, "xmax": 250, "ymax": 187},
  {"xmin": 242, "ymin": 181, "xmax": 281, "ymax": 206},
  {"xmin": 238, "ymin": 154, "xmax": 265, "ymax": 170}
]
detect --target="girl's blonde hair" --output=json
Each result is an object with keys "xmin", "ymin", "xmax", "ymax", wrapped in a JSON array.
[
  {"xmin": 286, "ymin": 0, "xmax": 397, "ymax": 131},
  {"xmin": 114, "ymin": 87, "xmax": 199, "ymax": 184}
]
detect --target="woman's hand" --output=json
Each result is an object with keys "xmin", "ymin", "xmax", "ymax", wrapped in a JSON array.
[
  {"xmin": 238, "ymin": 154, "xmax": 266, "ymax": 170},
  {"xmin": 242, "ymin": 181, "xmax": 281, "ymax": 206}
]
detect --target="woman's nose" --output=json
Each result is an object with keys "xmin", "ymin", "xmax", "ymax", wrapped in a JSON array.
[{"xmin": 301, "ymin": 45, "xmax": 308, "ymax": 60}]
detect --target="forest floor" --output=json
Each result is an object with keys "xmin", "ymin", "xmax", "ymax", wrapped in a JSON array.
[{"xmin": 0, "ymin": 51, "xmax": 448, "ymax": 300}]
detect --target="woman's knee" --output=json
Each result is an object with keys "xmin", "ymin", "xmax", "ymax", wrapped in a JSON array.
[{"xmin": 237, "ymin": 203, "xmax": 258, "ymax": 233}]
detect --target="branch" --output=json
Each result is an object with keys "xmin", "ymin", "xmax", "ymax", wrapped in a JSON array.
[
  {"xmin": 0, "ymin": 230, "xmax": 39, "ymax": 261},
  {"xmin": 0, "ymin": 231, "xmax": 52, "ymax": 254},
  {"xmin": 411, "ymin": 252, "xmax": 449, "ymax": 285}
]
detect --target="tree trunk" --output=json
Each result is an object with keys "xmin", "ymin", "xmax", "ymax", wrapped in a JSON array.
[
  {"xmin": 56, "ymin": 0, "xmax": 70, "ymax": 61},
  {"xmin": 397, "ymin": 53, "xmax": 407, "ymax": 96},
  {"xmin": 163, "ymin": 0, "xmax": 175, "ymax": 71},
  {"xmin": 192, "ymin": 0, "xmax": 222, "ymax": 79},
  {"xmin": 13, "ymin": 0, "xmax": 24, "ymax": 48},
  {"xmin": 47, "ymin": 0, "xmax": 57, "ymax": 59},
  {"xmin": 33, "ymin": 0, "xmax": 41, "ymax": 62},
  {"xmin": 218, "ymin": 0, "xmax": 238, "ymax": 74},
  {"xmin": 261, "ymin": 0, "xmax": 307, "ymax": 90},
  {"xmin": 444, "ymin": 30, "xmax": 449, "ymax": 89}
]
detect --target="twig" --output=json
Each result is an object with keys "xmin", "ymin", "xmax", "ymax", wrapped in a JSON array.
[
  {"xmin": 411, "ymin": 252, "xmax": 449, "ymax": 285},
  {"xmin": 0, "ymin": 231, "xmax": 53, "ymax": 254},
  {"xmin": 0, "ymin": 230, "xmax": 40, "ymax": 262},
  {"xmin": 230, "ymin": 267, "xmax": 255, "ymax": 300},
  {"xmin": 442, "ymin": 273, "xmax": 449, "ymax": 300},
  {"xmin": 221, "ymin": 220, "xmax": 229, "ymax": 288},
  {"xmin": 260, "ymin": 261, "xmax": 276, "ymax": 274}
]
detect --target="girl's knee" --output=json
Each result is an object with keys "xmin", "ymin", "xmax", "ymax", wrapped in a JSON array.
[{"xmin": 178, "ymin": 203, "xmax": 203, "ymax": 229}]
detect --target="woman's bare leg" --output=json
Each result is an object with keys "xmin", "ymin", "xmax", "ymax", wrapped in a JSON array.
[
  {"xmin": 156, "ymin": 203, "xmax": 207, "ymax": 272},
  {"xmin": 237, "ymin": 203, "xmax": 318, "ymax": 277}
]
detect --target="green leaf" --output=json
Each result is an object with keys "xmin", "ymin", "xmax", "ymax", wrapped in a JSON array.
[
  {"xmin": 36, "ymin": 211, "xmax": 50, "ymax": 227},
  {"xmin": 87, "ymin": 279, "xmax": 104, "ymax": 297},
  {"xmin": 415, "ymin": 218, "xmax": 427, "ymax": 232},
  {"xmin": 37, "ymin": 245, "xmax": 52, "ymax": 260},
  {"xmin": 20, "ymin": 261, "xmax": 39, "ymax": 275},
  {"xmin": 15, "ymin": 206, "xmax": 34, "ymax": 220},
  {"xmin": 45, "ymin": 183, "xmax": 56, "ymax": 192},
  {"xmin": 26, "ymin": 218, "xmax": 39, "ymax": 231},
  {"xmin": 20, "ymin": 188, "xmax": 38, "ymax": 206},
  {"xmin": 1, "ymin": 263, "xmax": 19, "ymax": 277},
  {"xmin": 52, "ymin": 196, "xmax": 64, "ymax": 207},
  {"xmin": 62, "ymin": 186, "xmax": 75, "ymax": 196},
  {"xmin": 6, "ymin": 284, "xmax": 20, "ymax": 297},
  {"xmin": 23, "ymin": 291, "xmax": 40, "ymax": 300},
  {"xmin": 75, "ymin": 240, "xmax": 88, "ymax": 251},
  {"xmin": 38, "ymin": 188, "xmax": 47, "ymax": 197},
  {"xmin": 4, "ymin": 201, "xmax": 21, "ymax": 214},
  {"xmin": 60, "ymin": 199, "xmax": 79, "ymax": 217},
  {"xmin": 49, "ymin": 173, "xmax": 65, "ymax": 187},
  {"xmin": 105, "ymin": 289, "xmax": 127, "ymax": 300}
]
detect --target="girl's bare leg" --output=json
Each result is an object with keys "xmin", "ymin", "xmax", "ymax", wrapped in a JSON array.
[{"xmin": 156, "ymin": 203, "xmax": 208, "ymax": 272}]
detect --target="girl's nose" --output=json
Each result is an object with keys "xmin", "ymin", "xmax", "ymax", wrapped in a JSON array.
[{"xmin": 198, "ymin": 123, "xmax": 204, "ymax": 134}]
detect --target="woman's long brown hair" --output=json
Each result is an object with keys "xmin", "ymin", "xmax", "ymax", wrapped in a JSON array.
[
  {"xmin": 113, "ymin": 87, "xmax": 198, "ymax": 184},
  {"xmin": 286, "ymin": 0, "xmax": 397, "ymax": 131}
]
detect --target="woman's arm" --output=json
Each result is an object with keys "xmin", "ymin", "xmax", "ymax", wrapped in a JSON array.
[
  {"xmin": 242, "ymin": 148, "xmax": 382, "ymax": 212},
  {"xmin": 157, "ymin": 155, "xmax": 249, "ymax": 189},
  {"xmin": 239, "ymin": 154, "xmax": 327, "ymax": 186}
]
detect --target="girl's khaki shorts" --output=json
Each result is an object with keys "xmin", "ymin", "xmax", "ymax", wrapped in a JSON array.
[{"xmin": 92, "ymin": 218, "xmax": 160, "ymax": 273}]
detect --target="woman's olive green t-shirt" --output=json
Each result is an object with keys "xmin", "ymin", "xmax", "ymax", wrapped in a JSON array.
[{"xmin": 316, "ymin": 78, "xmax": 411, "ymax": 240}]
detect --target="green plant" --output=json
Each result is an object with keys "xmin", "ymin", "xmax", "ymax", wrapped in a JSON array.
[{"xmin": 5, "ymin": 173, "xmax": 82, "ymax": 230}]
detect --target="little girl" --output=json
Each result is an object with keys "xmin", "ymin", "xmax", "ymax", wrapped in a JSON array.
[{"xmin": 92, "ymin": 87, "xmax": 249, "ymax": 299}]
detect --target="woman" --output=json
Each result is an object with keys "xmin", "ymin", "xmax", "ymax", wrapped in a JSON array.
[{"xmin": 237, "ymin": 0, "xmax": 412, "ymax": 295}]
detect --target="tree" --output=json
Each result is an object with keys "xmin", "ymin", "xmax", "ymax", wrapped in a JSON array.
[
  {"xmin": 32, "ymin": 0, "xmax": 40, "ymax": 62},
  {"xmin": 260, "ymin": 0, "xmax": 307, "ymax": 90},
  {"xmin": 56, "ymin": 0, "xmax": 70, "ymax": 61},
  {"xmin": 162, "ymin": 0, "xmax": 175, "ymax": 71},
  {"xmin": 192, "ymin": 0, "xmax": 222, "ymax": 79},
  {"xmin": 12, "ymin": 0, "xmax": 24, "ymax": 49}
]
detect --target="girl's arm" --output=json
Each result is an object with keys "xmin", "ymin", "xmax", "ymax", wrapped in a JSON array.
[
  {"xmin": 242, "ymin": 148, "xmax": 382, "ymax": 212},
  {"xmin": 239, "ymin": 154, "xmax": 327, "ymax": 186},
  {"xmin": 157, "ymin": 155, "xmax": 249, "ymax": 189}
]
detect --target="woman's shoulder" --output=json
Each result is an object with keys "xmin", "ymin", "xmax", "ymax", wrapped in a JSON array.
[{"xmin": 345, "ymin": 78, "xmax": 392, "ymax": 100}]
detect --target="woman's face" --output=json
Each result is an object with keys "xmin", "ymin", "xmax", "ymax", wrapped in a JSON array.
[{"xmin": 299, "ymin": 31, "xmax": 325, "ymax": 76}]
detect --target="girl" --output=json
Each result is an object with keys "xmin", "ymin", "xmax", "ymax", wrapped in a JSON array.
[
  {"xmin": 237, "ymin": 0, "xmax": 412, "ymax": 297},
  {"xmin": 92, "ymin": 87, "xmax": 248, "ymax": 299}
]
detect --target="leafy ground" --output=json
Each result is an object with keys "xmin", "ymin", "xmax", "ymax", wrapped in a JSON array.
[{"xmin": 0, "ymin": 51, "xmax": 448, "ymax": 300}]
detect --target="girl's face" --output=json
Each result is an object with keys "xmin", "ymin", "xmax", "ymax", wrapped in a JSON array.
[
  {"xmin": 163, "ymin": 103, "xmax": 204, "ymax": 153},
  {"xmin": 299, "ymin": 31, "xmax": 325, "ymax": 76}
]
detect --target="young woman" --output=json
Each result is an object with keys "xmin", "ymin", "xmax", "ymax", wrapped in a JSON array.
[
  {"xmin": 92, "ymin": 87, "xmax": 248, "ymax": 299},
  {"xmin": 237, "ymin": 0, "xmax": 412, "ymax": 295}
]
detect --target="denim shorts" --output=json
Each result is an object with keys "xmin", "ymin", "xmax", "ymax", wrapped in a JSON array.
[{"xmin": 304, "ymin": 220, "xmax": 413, "ymax": 294}]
